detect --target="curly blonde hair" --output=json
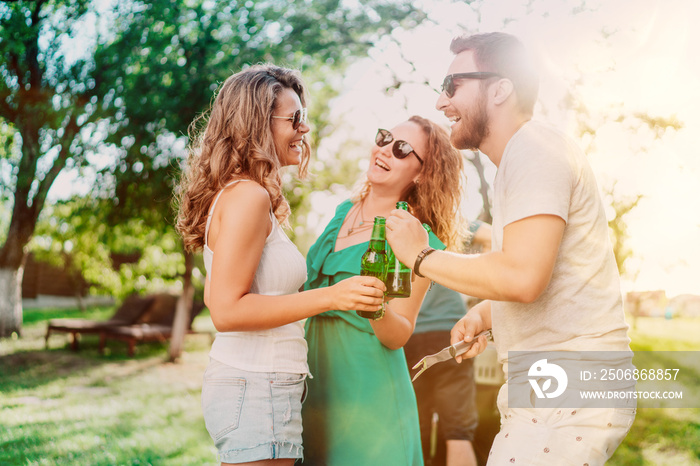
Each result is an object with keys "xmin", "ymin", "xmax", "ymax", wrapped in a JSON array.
[
  {"xmin": 355, "ymin": 116, "xmax": 466, "ymax": 250},
  {"xmin": 175, "ymin": 64, "xmax": 311, "ymax": 251}
]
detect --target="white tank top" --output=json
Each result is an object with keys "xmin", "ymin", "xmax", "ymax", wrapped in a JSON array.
[{"xmin": 203, "ymin": 180, "xmax": 309, "ymax": 374}]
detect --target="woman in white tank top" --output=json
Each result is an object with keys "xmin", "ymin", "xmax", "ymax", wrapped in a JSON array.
[{"xmin": 175, "ymin": 65, "xmax": 385, "ymax": 466}]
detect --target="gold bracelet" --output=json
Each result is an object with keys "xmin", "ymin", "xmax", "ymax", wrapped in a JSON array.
[{"xmin": 413, "ymin": 247, "xmax": 436, "ymax": 278}]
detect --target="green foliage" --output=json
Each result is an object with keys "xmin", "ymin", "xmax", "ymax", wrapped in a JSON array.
[
  {"xmin": 0, "ymin": 0, "xmax": 95, "ymax": 171},
  {"xmin": 285, "ymin": 136, "xmax": 368, "ymax": 253},
  {"xmin": 87, "ymin": 0, "xmax": 426, "ymax": 234},
  {"xmin": 571, "ymin": 96, "xmax": 681, "ymax": 279},
  {"xmin": 0, "ymin": 120, "xmax": 18, "ymax": 194},
  {"xmin": 30, "ymin": 196, "xmax": 201, "ymax": 300},
  {"xmin": 110, "ymin": 240, "xmax": 196, "ymax": 298},
  {"xmin": 0, "ymin": 0, "xmax": 102, "ymax": 271},
  {"xmin": 604, "ymin": 183, "xmax": 643, "ymax": 277},
  {"xmin": 31, "ymin": 197, "xmax": 110, "ymax": 296},
  {"xmin": 633, "ymin": 112, "xmax": 684, "ymax": 139},
  {"xmin": 0, "ymin": 198, "xmax": 10, "ymax": 246},
  {"xmin": 0, "ymin": 0, "xmax": 427, "ymax": 335}
]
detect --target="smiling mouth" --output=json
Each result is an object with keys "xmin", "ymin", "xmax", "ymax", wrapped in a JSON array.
[{"xmin": 375, "ymin": 159, "xmax": 390, "ymax": 171}]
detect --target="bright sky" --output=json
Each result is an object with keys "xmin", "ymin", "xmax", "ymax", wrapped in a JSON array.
[{"xmin": 309, "ymin": 0, "xmax": 700, "ymax": 298}]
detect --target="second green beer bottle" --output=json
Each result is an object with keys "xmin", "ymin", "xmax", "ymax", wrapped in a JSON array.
[
  {"xmin": 358, "ymin": 216, "xmax": 388, "ymax": 319},
  {"xmin": 385, "ymin": 201, "xmax": 412, "ymax": 298}
]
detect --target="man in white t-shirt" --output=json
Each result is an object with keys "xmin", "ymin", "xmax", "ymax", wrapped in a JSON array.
[{"xmin": 387, "ymin": 32, "xmax": 635, "ymax": 465}]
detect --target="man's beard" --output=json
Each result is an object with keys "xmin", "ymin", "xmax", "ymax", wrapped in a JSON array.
[{"xmin": 451, "ymin": 93, "xmax": 489, "ymax": 151}]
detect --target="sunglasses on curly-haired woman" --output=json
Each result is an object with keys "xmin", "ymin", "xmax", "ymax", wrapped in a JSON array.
[{"xmin": 375, "ymin": 128, "xmax": 424, "ymax": 165}]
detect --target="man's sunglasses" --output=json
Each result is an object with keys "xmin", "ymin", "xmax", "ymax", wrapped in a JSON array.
[
  {"xmin": 375, "ymin": 129, "xmax": 423, "ymax": 165},
  {"xmin": 271, "ymin": 107, "xmax": 308, "ymax": 130},
  {"xmin": 441, "ymin": 72, "xmax": 501, "ymax": 98}
]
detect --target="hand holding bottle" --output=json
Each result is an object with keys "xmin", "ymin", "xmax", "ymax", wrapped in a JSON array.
[
  {"xmin": 386, "ymin": 208, "xmax": 430, "ymax": 270},
  {"xmin": 329, "ymin": 275, "xmax": 386, "ymax": 313},
  {"xmin": 358, "ymin": 216, "xmax": 389, "ymax": 319}
]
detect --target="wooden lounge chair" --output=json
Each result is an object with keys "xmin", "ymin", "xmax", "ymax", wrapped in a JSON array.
[
  {"xmin": 98, "ymin": 295, "xmax": 207, "ymax": 357},
  {"xmin": 45, "ymin": 293, "xmax": 156, "ymax": 351}
]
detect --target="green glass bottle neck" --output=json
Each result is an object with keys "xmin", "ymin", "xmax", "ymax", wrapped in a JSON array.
[
  {"xmin": 370, "ymin": 225, "xmax": 385, "ymax": 240},
  {"xmin": 369, "ymin": 217, "xmax": 386, "ymax": 245},
  {"xmin": 368, "ymin": 239, "xmax": 385, "ymax": 251}
]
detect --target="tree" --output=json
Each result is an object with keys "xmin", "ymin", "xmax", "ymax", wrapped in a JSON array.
[
  {"xmin": 30, "ymin": 196, "xmax": 190, "ymax": 301},
  {"xmin": 465, "ymin": 150, "xmax": 493, "ymax": 224},
  {"xmin": 603, "ymin": 183, "xmax": 643, "ymax": 278},
  {"xmin": 0, "ymin": 0, "xmax": 97, "ymax": 337},
  {"xmin": 570, "ymin": 93, "xmax": 683, "ymax": 278},
  {"xmin": 90, "ymin": 0, "xmax": 427, "ymax": 235},
  {"xmin": 0, "ymin": 0, "xmax": 427, "ymax": 339}
]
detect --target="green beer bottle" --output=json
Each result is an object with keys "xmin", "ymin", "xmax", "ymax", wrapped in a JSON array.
[
  {"xmin": 358, "ymin": 216, "xmax": 388, "ymax": 319},
  {"xmin": 385, "ymin": 201, "xmax": 412, "ymax": 298}
]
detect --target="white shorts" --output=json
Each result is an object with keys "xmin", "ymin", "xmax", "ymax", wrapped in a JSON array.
[{"xmin": 487, "ymin": 384, "xmax": 636, "ymax": 465}]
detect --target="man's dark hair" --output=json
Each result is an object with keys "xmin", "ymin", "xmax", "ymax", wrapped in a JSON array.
[{"xmin": 451, "ymin": 32, "xmax": 539, "ymax": 115}]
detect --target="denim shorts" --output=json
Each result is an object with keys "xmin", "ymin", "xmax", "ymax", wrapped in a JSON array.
[{"xmin": 201, "ymin": 358, "xmax": 307, "ymax": 463}]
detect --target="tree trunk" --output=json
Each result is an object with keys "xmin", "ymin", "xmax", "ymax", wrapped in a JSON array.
[
  {"xmin": 467, "ymin": 151, "xmax": 493, "ymax": 224},
  {"xmin": 0, "ymin": 161, "xmax": 41, "ymax": 339},
  {"xmin": 168, "ymin": 249, "xmax": 195, "ymax": 362},
  {"xmin": 0, "ymin": 266, "xmax": 24, "ymax": 338}
]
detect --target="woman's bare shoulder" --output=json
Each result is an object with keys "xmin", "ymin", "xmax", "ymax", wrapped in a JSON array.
[{"xmin": 217, "ymin": 179, "xmax": 271, "ymax": 213}]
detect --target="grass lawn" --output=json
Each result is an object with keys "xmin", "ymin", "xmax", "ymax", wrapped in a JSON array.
[
  {"xmin": 608, "ymin": 315, "xmax": 700, "ymax": 466},
  {"xmin": 1, "ymin": 305, "xmax": 218, "ymax": 465},
  {"xmin": 1, "ymin": 307, "xmax": 699, "ymax": 465}
]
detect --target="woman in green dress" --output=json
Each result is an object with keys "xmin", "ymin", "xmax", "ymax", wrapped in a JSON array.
[{"xmin": 302, "ymin": 116, "xmax": 465, "ymax": 465}]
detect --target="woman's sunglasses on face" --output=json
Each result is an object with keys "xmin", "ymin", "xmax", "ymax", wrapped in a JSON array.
[
  {"xmin": 441, "ymin": 72, "xmax": 501, "ymax": 98},
  {"xmin": 271, "ymin": 107, "xmax": 308, "ymax": 130},
  {"xmin": 375, "ymin": 129, "xmax": 424, "ymax": 165}
]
